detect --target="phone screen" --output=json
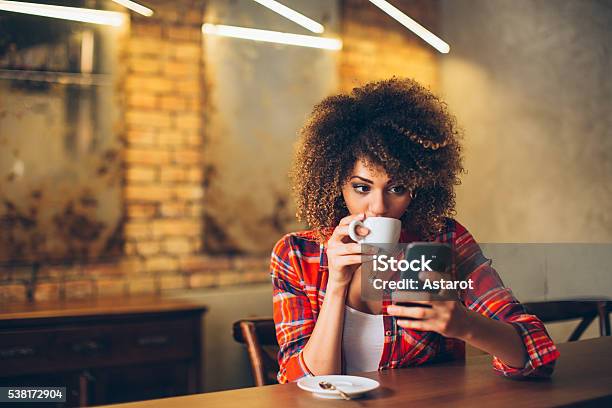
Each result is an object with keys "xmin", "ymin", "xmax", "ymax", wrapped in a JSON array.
[{"xmin": 398, "ymin": 242, "xmax": 453, "ymax": 294}]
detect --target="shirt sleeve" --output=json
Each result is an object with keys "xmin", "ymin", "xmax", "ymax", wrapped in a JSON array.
[
  {"xmin": 453, "ymin": 220, "xmax": 560, "ymax": 378},
  {"xmin": 270, "ymin": 235, "xmax": 315, "ymax": 383}
]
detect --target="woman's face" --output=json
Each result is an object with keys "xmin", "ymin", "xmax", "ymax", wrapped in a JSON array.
[{"xmin": 341, "ymin": 159, "xmax": 413, "ymax": 219}]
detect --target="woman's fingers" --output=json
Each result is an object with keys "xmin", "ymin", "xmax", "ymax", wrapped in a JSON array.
[
  {"xmin": 335, "ymin": 213, "xmax": 370, "ymax": 241},
  {"xmin": 396, "ymin": 319, "xmax": 431, "ymax": 331},
  {"xmin": 387, "ymin": 304, "xmax": 434, "ymax": 320},
  {"xmin": 331, "ymin": 223, "xmax": 369, "ymax": 242},
  {"xmin": 330, "ymin": 243, "xmax": 377, "ymax": 256},
  {"xmin": 338, "ymin": 212, "xmax": 365, "ymax": 226},
  {"xmin": 336, "ymin": 254, "xmax": 374, "ymax": 267}
]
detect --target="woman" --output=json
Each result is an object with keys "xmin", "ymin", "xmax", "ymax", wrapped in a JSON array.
[{"xmin": 270, "ymin": 78, "xmax": 559, "ymax": 383}]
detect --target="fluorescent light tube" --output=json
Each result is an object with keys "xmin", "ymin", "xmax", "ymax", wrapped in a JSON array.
[
  {"xmin": 202, "ymin": 24, "xmax": 342, "ymax": 51},
  {"xmin": 369, "ymin": 0, "xmax": 450, "ymax": 54},
  {"xmin": 0, "ymin": 0, "xmax": 125, "ymax": 26},
  {"xmin": 111, "ymin": 0, "xmax": 153, "ymax": 17},
  {"xmin": 252, "ymin": 0, "xmax": 324, "ymax": 33}
]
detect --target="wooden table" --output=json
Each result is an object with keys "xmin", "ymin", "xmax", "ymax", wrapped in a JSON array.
[{"xmin": 100, "ymin": 336, "xmax": 612, "ymax": 408}]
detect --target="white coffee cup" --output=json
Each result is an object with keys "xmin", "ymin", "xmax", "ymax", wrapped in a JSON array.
[{"xmin": 348, "ymin": 216, "xmax": 401, "ymax": 245}]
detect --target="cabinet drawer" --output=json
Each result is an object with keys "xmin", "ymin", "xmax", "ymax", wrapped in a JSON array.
[
  {"xmin": 0, "ymin": 317, "xmax": 198, "ymax": 377},
  {"xmin": 0, "ymin": 330, "xmax": 53, "ymax": 376}
]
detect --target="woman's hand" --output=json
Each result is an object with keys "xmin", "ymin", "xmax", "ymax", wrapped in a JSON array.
[
  {"xmin": 326, "ymin": 213, "xmax": 376, "ymax": 287},
  {"xmin": 386, "ymin": 271, "xmax": 472, "ymax": 339}
]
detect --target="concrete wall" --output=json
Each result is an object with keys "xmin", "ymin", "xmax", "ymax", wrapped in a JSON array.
[
  {"xmin": 175, "ymin": 283, "xmax": 273, "ymax": 392},
  {"xmin": 439, "ymin": 0, "xmax": 612, "ymax": 300}
]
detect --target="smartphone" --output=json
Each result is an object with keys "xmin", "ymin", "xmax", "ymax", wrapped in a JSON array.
[{"xmin": 397, "ymin": 242, "xmax": 453, "ymax": 296}]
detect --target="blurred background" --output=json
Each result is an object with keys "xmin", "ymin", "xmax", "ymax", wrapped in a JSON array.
[{"xmin": 0, "ymin": 0, "xmax": 610, "ymax": 405}]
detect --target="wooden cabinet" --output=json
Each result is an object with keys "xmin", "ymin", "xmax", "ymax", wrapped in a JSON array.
[{"xmin": 0, "ymin": 296, "xmax": 207, "ymax": 407}]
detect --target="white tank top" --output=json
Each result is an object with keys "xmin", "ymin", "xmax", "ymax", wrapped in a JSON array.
[{"xmin": 342, "ymin": 305, "xmax": 385, "ymax": 374}]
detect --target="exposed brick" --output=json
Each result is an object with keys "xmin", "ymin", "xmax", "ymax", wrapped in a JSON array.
[
  {"xmin": 179, "ymin": 255, "xmax": 232, "ymax": 272},
  {"xmin": 127, "ymin": 93, "xmax": 158, "ymax": 109},
  {"xmin": 120, "ymin": 257, "xmax": 145, "ymax": 274},
  {"xmin": 172, "ymin": 43, "xmax": 201, "ymax": 60},
  {"xmin": 124, "ymin": 221, "xmax": 152, "ymax": 240},
  {"xmin": 125, "ymin": 129, "xmax": 156, "ymax": 146},
  {"xmin": 125, "ymin": 185, "xmax": 173, "ymax": 202},
  {"xmin": 37, "ymin": 266, "xmax": 65, "ymax": 280},
  {"xmin": 187, "ymin": 168, "xmax": 203, "ymax": 183},
  {"xmin": 153, "ymin": 6, "xmax": 180, "ymax": 24},
  {"xmin": 175, "ymin": 185, "xmax": 204, "ymax": 200},
  {"xmin": 174, "ymin": 81, "xmax": 201, "ymax": 99},
  {"xmin": 181, "ymin": 9, "xmax": 204, "ymax": 26},
  {"xmin": 126, "ymin": 76, "xmax": 174, "ymax": 94},
  {"xmin": 160, "ymin": 167, "xmax": 187, "ymax": 183},
  {"xmin": 64, "ymin": 280, "xmax": 94, "ymax": 300},
  {"xmin": 173, "ymin": 149, "xmax": 201, "ymax": 164},
  {"xmin": 136, "ymin": 241, "xmax": 162, "ymax": 256},
  {"xmin": 126, "ymin": 111, "xmax": 173, "ymax": 128},
  {"xmin": 131, "ymin": 23, "xmax": 163, "ymax": 38},
  {"xmin": 242, "ymin": 270, "xmax": 270, "ymax": 284},
  {"xmin": 160, "ymin": 273, "xmax": 187, "ymax": 291},
  {"xmin": 127, "ymin": 203, "xmax": 158, "ymax": 219},
  {"xmin": 166, "ymin": 26, "xmax": 201, "ymax": 42},
  {"xmin": 34, "ymin": 282, "xmax": 62, "ymax": 302},
  {"xmin": 218, "ymin": 270, "xmax": 244, "ymax": 286},
  {"xmin": 129, "ymin": 277, "xmax": 158, "ymax": 294},
  {"xmin": 188, "ymin": 271, "xmax": 218, "ymax": 288},
  {"xmin": 152, "ymin": 219, "xmax": 201, "ymax": 237},
  {"xmin": 145, "ymin": 256, "xmax": 179, "ymax": 272},
  {"xmin": 96, "ymin": 278, "xmax": 128, "ymax": 297},
  {"xmin": 125, "ymin": 148, "xmax": 172, "ymax": 166},
  {"xmin": 188, "ymin": 203, "xmax": 203, "ymax": 218},
  {"xmin": 126, "ymin": 166, "xmax": 157, "ymax": 182},
  {"xmin": 160, "ymin": 202, "xmax": 189, "ymax": 217},
  {"xmin": 234, "ymin": 256, "xmax": 270, "ymax": 271},
  {"xmin": 125, "ymin": 242, "xmax": 138, "ymax": 256},
  {"xmin": 185, "ymin": 132, "xmax": 202, "ymax": 146},
  {"xmin": 0, "ymin": 284, "xmax": 27, "ymax": 302},
  {"xmin": 129, "ymin": 38, "xmax": 171, "ymax": 57},
  {"xmin": 163, "ymin": 237, "xmax": 192, "ymax": 255},
  {"xmin": 157, "ymin": 131, "xmax": 187, "ymax": 146},
  {"xmin": 129, "ymin": 57, "xmax": 162, "ymax": 75},
  {"xmin": 163, "ymin": 61, "xmax": 199, "ymax": 77},
  {"xmin": 82, "ymin": 263, "xmax": 123, "ymax": 278},
  {"xmin": 159, "ymin": 95, "xmax": 188, "ymax": 111}
]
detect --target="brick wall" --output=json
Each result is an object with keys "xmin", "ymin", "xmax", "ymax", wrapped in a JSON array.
[{"xmin": 0, "ymin": 0, "xmax": 439, "ymax": 303}]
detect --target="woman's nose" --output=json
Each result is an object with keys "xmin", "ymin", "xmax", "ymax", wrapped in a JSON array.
[{"xmin": 368, "ymin": 191, "xmax": 387, "ymax": 217}]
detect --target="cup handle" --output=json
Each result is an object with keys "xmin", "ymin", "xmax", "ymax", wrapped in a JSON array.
[{"xmin": 348, "ymin": 219, "xmax": 365, "ymax": 243}]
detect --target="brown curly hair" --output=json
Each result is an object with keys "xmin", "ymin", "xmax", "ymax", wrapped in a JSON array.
[{"xmin": 290, "ymin": 77, "xmax": 465, "ymax": 242}]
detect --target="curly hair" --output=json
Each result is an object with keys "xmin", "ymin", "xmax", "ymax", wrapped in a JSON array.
[{"xmin": 290, "ymin": 77, "xmax": 465, "ymax": 242}]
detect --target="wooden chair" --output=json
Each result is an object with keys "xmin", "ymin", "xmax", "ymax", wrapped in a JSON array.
[
  {"xmin": 232, "ymin": 318, "xmax": 279, "ymax": 386},
  {"xmin": 523, "ymin": 301, "xmax": 610, "ymax": 342}
]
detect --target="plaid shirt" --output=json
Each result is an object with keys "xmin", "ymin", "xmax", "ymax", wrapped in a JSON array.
[{"xmin": 270, "ymin": 218, "xmax": 560, "ymax": 384}]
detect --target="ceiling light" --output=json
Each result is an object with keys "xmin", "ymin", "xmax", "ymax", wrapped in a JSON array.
[
  {"xmin": 0, "ymin": 0, "xmax": 125, "ymax": 26},
  {"xmin": 252, "ymin": 0, "xmax": 324, "ymax": 33},
  {"xmin": 202, "ymin": 24, "xmax": 341, "ymax": 51},
  {"xmin": 111, "ymin": 0, "xmax": 153, "ymax": 17},
  {"xmin": 369, "ymin": 0, "xmax": 450, "ymax": 54}
]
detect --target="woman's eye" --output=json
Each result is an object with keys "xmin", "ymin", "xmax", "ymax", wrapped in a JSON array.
[
  {"xmin": 352, "ymin": 184, "xmax": 370, "ymax": 193},
  {"xmin": 389, "ymin": 186, "xmax": 407, "ymax": 194}
]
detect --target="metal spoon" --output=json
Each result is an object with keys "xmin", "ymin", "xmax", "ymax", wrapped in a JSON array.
[{"xmin": 319, "ymin": 381, "xmax": 351, "ymax": 400}]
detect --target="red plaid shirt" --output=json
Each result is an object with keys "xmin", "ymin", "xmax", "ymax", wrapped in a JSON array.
[{"xmin": 270, "ymin": 218, "xmax": 560, "ymax": 384}]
